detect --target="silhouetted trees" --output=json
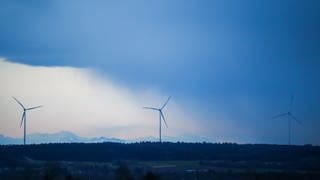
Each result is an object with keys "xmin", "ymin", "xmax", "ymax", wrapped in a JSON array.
[
  {"xmin": 114, "ymin": 163, "xmax": 134, "ymax": 180},
  {"xmin": 143, "ymin": 171, "xmax": 161, "ymax": 180}
]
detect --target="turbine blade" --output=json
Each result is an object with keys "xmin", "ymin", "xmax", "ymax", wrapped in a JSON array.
[
  {"xmin": 143, "ymin": 107, "xmax": 159, "ymax": 111},
  {"xmin": 20, "ymin": 112, "xmax": 25, "ymax": 128},
  {"xmin": 272, "ymin": 112, "xmax": 288, "ymax": 119},
  {"xmin": 26, "ymin": 105, "xmax": 43, "ymax": 110},
  {"xmin": 289, "ymin": 114, "xmax": 302, "ymax": 125},
  {"xmin": 160, "ymin": 111, "xmax": 168, "ymax": 128},
  {"xmin": 289, "ymin": 94, "xmax": 294, "ymax": 112},
  {"xmin": 12, "ymin": 96, "xmax": 25, "ymax": 109},
  {"xmin": 161, "ymin": 96, "xmax": 171, "ymax": 110}
]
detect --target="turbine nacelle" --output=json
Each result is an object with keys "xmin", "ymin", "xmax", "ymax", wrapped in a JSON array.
[
  {"xmin": 273, "ymin": 111, "xmax": 302, "ymax": 125},
  {"xmin": 12, "ymin": 96, "xmax": 42, "ymax": 111}
]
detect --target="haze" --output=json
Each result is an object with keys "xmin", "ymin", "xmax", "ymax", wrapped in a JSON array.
[{"xmin": 0, "ymin": 1, "xmax": 319, "ymax": 145}]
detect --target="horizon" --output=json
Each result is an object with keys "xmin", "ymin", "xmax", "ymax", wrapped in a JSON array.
[
  {"xmin": 0, "ymin": 129, "xmax": 212, "ymax": 144},
  {"xmin": 1, "ymin": 1, "xmax": 320, "ymax": 145},
  {"xmin": 1, "ymin": 130, "xmax": 318, "ymax": 146}
]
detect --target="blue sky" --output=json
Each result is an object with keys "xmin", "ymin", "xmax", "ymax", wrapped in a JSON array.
[{"xmin": 0, "ymin": 0, "xmax": 320, "ymax": 144}]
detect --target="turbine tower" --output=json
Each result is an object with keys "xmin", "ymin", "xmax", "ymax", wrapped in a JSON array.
[
  {"xmin": 272, "ymin": 94, "xmax": 302, "ymax": 145},
  {"xmin": 12, "ymin": 97, "xmax": 42, "ymax": 145},
  {"xmin": 144, "ymin": 96, "xmax": 171, "ymax": 143}
]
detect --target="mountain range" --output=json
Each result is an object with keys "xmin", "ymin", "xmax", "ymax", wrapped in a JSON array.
[
  {"xmin": 0, "ymin": 131, "xmax": 124, "ymax": 145},
  {"xmin": 0, "ymin": 131, "xmax": 211, "ymax": 145}
]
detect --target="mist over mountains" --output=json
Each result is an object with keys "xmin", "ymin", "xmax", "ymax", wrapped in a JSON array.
[
  {"xmin": 0, "ymin": 131, "xmax": 211, "ymax": 145},
  {"xmin": 0, "ymin": 131, "xmax": 124, "ymax": 145}
]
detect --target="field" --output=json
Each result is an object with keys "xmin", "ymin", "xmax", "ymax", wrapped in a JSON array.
[
  {"xmin": 1, "ymin": 142, "xmax": 320, "ymax": 179},
  {"xmin": 1, "ymin": 160, "xmax": 320, "ymax": 180}
]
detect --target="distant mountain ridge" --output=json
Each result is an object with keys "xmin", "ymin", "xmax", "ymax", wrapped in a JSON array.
[
  {"xmin": 0, "ymin": 131, "xmax": 125, "ymax": 145},
  {"xmin": 0, "ymin": 134, "xmax": 21, "ymax": 144},
  {"xmin": 0, "ymin": 131, "xmax": 212, "ymax": 145}
]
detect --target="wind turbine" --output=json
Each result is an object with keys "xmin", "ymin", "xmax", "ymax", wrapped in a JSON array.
[
  {"xmin": 272, "ymin": 94, "xmax": 302, "ymax": 145},
  {"xmin": 12, "ymin": 97, "xmax": 42, "ymax": 145},
  {"xmin": 143, "ymin": 96, "xmax": 171, "ymax": 143}
]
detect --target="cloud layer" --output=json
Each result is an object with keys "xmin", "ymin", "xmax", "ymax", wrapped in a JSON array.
[
  {"xmin": 0, "ymin": 58, "xmax": 203, "ymax": 140},
  {"xmin": 1, "ymin": 58, "xmax": 318, "ymax": 145}
]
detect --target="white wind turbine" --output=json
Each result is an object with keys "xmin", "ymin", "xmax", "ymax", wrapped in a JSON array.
[
  {"xmin": 143, "ymin": 96, "xmax": 171, "ymax": 143},
  {"xmin": 12, "ymin": 97, "xmax": 42, "ymax": 145}
]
